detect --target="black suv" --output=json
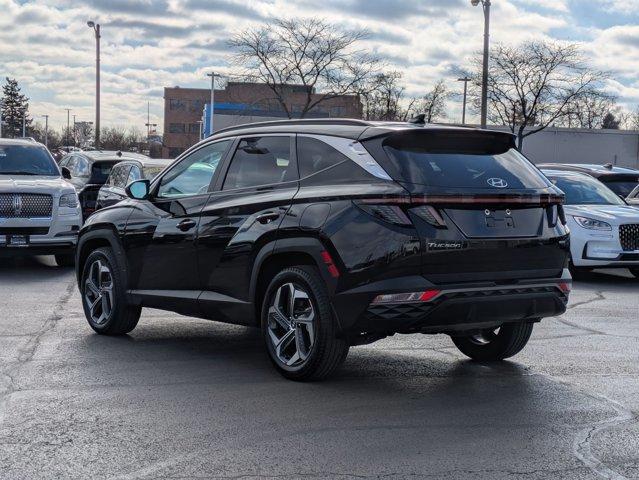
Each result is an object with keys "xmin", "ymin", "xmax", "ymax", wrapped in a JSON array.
[{"xmin": 76, "ymin": 119, "xmax": 571, "ymax": 380}]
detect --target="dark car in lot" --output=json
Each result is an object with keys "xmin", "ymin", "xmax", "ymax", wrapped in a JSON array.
[
  {"xmin": 59, "ymin": 150, "xmax": 150, "ymax": 220},
  {"xmin": 537, "ymin": 163, "xmax": 639, "ymax": 199},
  {"xmin": 75, "ymin": 119, "xmax": 571, "ymax": 380},
  {"xmin": 96, "ymin": 158, "xmax": 172, "ymax": 210}
]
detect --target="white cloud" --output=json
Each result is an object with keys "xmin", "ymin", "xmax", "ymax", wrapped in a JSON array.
[{"xmin": 0, "ymin": 0, "xmax": 637, "ymax": 131}]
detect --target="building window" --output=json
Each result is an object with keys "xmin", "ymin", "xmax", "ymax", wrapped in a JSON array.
[
  {"xmin": 189, "ymin": 123, "xmax": 201, "ymax": 134},
  {"xmin": 169, "ymin": 99, "xmax": 186, "ymax": 111},
  {"xmin": 189, "ymin": 99, "xmax": 204, "ymax": 113},
  {"xmin": 169, "ymin": 123, "xmax": 186, "ymax": 134},
  {"xmin": 329, "ymin": 106, "xmax": 345, "ymax": 117}
]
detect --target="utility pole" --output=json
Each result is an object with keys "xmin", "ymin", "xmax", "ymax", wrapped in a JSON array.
[
  {"xmin": 65, "ymin": 108, "xmax": 71, "ymax": 145},
  {"xmin": 457, "ymin": 77, "xmax": 471, "ymax": 124},
  {"xmin": 144, "ymin": 102, "xmax": 157, "ymax": 141},
  {"xmin": 471, "ymin": 0, "xmax": 491, "ymax": 128},
  {"xmin": 0, "ymin": 100, "xmax": 3, "ymax": 138},
  {"xmin": 206, "ymin": 72, "xmax": 221, "ymax": 136},
  {"xmin": 22, "ymin": 116, "xmax": 26, "ymax": 137},
  {"xmin": 72, "ymin": 114, "xmax": 76, "ymax": 145},
  {"xmin": 42, "ymin": 114, "xmax": 49, "ymax": 147},
  {"xmin": 88, "ymin": 21, "xmax": 101, "ymax": 148}
]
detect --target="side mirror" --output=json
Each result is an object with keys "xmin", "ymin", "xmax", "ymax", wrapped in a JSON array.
[
  {"xmin": 125, "ymin": 179, "xmax": 150, "ymax": 200},
  {"xmin": 61, "ymin": 166, "xmax": 72, "ymax": 180}
]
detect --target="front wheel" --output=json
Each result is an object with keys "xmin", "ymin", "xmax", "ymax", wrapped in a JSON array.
[
  {"xmin": 81, "ymin": 247, "xmax": 141, "ymax": 335},
  {"xmin": 451, "ymin": 322, "xmax": 535, "ymax": 361},
  {"xmin": 261, "ymin": 266, "xmax": 349, "ymax": 381}
]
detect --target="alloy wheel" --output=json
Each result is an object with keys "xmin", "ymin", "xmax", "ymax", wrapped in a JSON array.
[
  {"xmin": 469, "ymin": 327, "xmax": 500, "ymax": 346},
  {"xmin": 267, "ymin": 282, "xmax": 316, "ymax": 368},
  {"xmin": 84, "ymin": 259, "xmax": 115, "ymax": 325}
]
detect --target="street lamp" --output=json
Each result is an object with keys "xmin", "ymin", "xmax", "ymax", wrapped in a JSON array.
[
  {"xmin": 206, "ymin": 72, "xmax": 223, "ymax": 136},
  {"xmin": 87, "ymin": 20, "xmax": 101, "ymax": 149},
  {"xmin": 457, "ymin": 77, "xmax": 471, "ymax": 124},
  {"xmin": 42, "ymin": 114, "xmax": 49, "ymax": 147},
  {"xmin": 471, "ymin": 0, "xmax": 491, "ymax": 129}
]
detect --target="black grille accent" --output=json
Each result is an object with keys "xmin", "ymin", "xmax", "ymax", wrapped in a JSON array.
[
  {"xmin": 0, "ymin": 193, "xmax": 53, "ymax": 218},
  {"xmin": 0, "ymin": 227, "xmax": 49, "ymax": 235},
  {"xmin": 619, "ymin": 224, "xmax": 639, "ymax": 251},
  {"xmin": 366, "ymin": 303, "xmax": 431, "ymax": 321}
]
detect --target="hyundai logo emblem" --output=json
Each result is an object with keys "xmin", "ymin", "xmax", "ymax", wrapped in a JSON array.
[{"xmin": 487, "ymin": 178, "xmax": 508, "ymax": 188}]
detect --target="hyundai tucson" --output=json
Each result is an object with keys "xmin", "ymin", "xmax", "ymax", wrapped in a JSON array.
[{"xmin": 76, "ymin": 119, "xmax": 571, "ymax": 380}]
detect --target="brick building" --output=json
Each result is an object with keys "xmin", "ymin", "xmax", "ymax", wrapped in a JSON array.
[{"xmin": 163, "ymin": 82, "xmax": 362, "ymax": 158}]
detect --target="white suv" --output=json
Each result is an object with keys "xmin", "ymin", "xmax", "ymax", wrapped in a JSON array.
[{"xmin": 0, "ymin": 138, "xmax": 81, "ymax": 266}]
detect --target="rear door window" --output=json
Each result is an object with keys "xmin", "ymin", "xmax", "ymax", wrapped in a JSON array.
[
  {"xmin": 223, "ymin": 136, "xmax": 295, "ymax": 190},
  {"xmin": 380, "ymin": 132, "xmax": 550, "ymax": 190},
  {"xmin": 110, "ymin": 164, "xmax": 131, "ymax": 189}
]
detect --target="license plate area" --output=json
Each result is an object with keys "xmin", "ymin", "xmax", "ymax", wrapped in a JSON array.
[{"xmin": 7, "ymin": 235, "xmax": 29, "ymax": 247}]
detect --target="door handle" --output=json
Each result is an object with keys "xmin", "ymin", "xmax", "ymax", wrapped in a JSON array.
[
  {"xmin": 256, "ymin": 212, "xmax": 280, "ymax": 224},
  {"xmin": 177, "ymin": 219, "xmax": 197, "ymax": 231}
]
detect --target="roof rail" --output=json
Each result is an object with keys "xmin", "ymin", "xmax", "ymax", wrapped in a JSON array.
[{"xmin": 211, "ymin": 118, "xmax": 373, "ymax": 136}]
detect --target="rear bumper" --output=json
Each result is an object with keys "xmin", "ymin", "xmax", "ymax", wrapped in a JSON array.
[{"xmin": 332, "ymin": 269, "xmax": 571, "ymax": 336}]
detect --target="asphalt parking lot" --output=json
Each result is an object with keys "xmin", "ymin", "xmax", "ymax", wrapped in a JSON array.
[{"xmin": 0, "ymin": 256, "xmax": 637, "ymax": 480}]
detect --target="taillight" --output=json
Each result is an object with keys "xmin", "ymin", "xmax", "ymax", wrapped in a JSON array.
[
  {"xmin": 410, "ymin": 205, "xmax": 447, "ymax": 228},
  {"xmin": 371, "ymin": 289, "xmax": 442, "ymax": 304},
  {"xmin": 354, "ymin": 202, "xmax": 412, "ymax": 226}
]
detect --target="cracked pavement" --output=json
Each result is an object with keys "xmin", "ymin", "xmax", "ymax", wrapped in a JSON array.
[{"xmin": 0, "ymin": 256, "xmax": 638, "ymax": 479}]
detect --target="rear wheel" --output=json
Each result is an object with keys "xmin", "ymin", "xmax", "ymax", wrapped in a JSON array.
[
  {"xmin": 261, "ymin": 266, "xmax": 349, "ymax": 381},
  {"xmin": 54, "ymin": 252, "xmax": 75, "ymax": 267},
  {"xmin": 81, "ymin": 247, "xmax": 141, "ymax": 335},
  {"xmin": 451, "ymin": 322, "xmax": 535, "ymax": 361}
]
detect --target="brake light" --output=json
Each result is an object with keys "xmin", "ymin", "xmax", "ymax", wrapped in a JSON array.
[{"xmin": 371, "ymin": 289, "xmax": 441, "ymax": 304}]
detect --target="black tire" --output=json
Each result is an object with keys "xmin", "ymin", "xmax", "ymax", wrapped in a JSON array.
[
  {"xmin": 261, "ymin": 266, "xmax": 349, "ymax": 381},
  {"xmin": 629, "ymin": 268, "xmax": 639, "ymax": 279},
  {"xmin": 451, "ymin": 322, "xmax": 535, "ymax": 361},
  {"xmin": 81, "ymin": 247, "xmax": 141, "ymax": 335},
  {"xmin": 54, "ymin": 252, "xmax": 75, "ymax": 267}
]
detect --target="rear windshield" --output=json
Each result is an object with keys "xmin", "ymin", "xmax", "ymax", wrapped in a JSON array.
[
  {"xmin": 546, "ymin": 174, "xmax": 625, "ymax": 206},
  {"xmin": 0, "ymin": 145, "xmax": 59, "ymax": 176},
  {"xmin": 381, "ymin": 132, "xmax": 549, "ymax": 190},
  {"xmin": 143, "ymin": 165, "xmax": 167, "ymax": 180},
  {"xmin": 90, "ymin": 162, "xmax": 117, "ymax": 184},
  {"xmin": 599, "ymin": 178, "xmax": 639, "ymax": 197}
]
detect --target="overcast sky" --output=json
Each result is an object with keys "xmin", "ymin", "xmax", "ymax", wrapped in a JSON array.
[{"xmin": 1, "ymin": 0, "xmax": 638, "ymax": 131}]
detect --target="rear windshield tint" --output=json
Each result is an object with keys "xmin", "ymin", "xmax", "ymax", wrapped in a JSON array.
[
  {"xmin": 90, "ymin": 162, "xmax": 117, "ymax": 184},
  {"xmin": 381, "ymin": 132, "xmax": 550, "ymax": 190}
]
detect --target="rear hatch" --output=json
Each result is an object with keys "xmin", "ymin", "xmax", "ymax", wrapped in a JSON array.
[
  {"xmin": 362, "ymin": 129, "xmax": 569, "ymax": 283},
  {"xmin": 81, "ymin": 161, "xmax": 119, "ymax": 216}
]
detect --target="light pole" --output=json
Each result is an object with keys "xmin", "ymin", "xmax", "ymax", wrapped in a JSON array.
[
  {"xmin": 42, "ymin": 114, "xmax": 49, "ymax": 147},
  {"xmin": 72, "ymin": 114, "xmax": 77, "ymax": 145},
  {"xmin": 65, "ymin": 108, "xmax": 71, "ymax": 145},
  {"xmin": 457, "ymin": 77, "xmax": 471, "ymax": 124},
  {"xmin": 145, "ymin": 101, "xmax": 157, "ymax": 140},
  {"xmin": 87, "ymin": 21, "xmax": 101, "ymax": 149},
  {"xmin": 206, "ymin": 72, "xmax": 222, "ymax": 136},
  {"xmin": 22, "ymin": 116, "xmax": 26, "ymax": 137},
  {"xmin": 471, "ymin": 0, "xmax": 491, "ymax": 129}
]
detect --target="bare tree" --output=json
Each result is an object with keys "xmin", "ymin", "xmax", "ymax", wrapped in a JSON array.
[
  {"xmin": 473, "ymin": 41, "xmax": 609, "ymax": 149},
  {"xmin": 630, "ymin": 107, "xmax": 639, "ymax": 131},
  {"xmin": 361, "ymin": 71, "xmax": 416, "ymax": 121},
  {"xmin": 415, "ymin": 80, "xmax": 452, "ymax": 123},
  {"xmin": 228, "ymin": 18, "xmax": 379, "ymax": 118},
  {"xmin": 560, "ymin": 91, "xmax": 617, "ymax": 129},
  {"xmin": 100, "ymin": 127, "xmax": 144, "ymax": 151}
]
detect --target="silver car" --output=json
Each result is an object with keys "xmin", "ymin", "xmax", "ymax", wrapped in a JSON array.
[{"xmin": 0, "ymin": 138, "xmax": 82, "ymax": 266}]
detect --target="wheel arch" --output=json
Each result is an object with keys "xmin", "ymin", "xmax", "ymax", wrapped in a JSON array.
[
  {"xmin": 76, "ymin": 224, "xmax": 128, "ymax": 288},
  {"xmin": 250, "ymin": 237, "xmax": 337, "ymax": 327}
]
